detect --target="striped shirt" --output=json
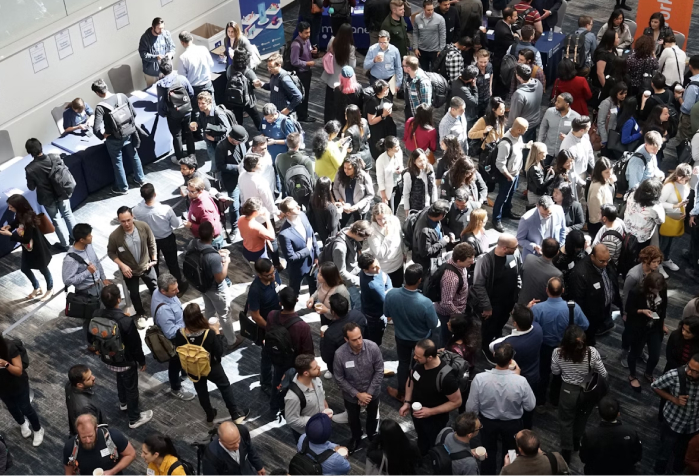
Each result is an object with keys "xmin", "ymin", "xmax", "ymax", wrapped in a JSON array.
[
  {"xmin": 592, "ymin": 220, "xmax": 626, "ymax": 264},
  {"xmin": 435, "ymin": 260, "xmax": 469, "ymax": 316},
  {"xmin": 551, "ymin": 347, "xmax": 607, "ymax": 385}
]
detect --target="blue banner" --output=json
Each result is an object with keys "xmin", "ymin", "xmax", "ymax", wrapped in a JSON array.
[{"xmin": 240, "ymin": 0, "xmax": 286, "ymax": 56}]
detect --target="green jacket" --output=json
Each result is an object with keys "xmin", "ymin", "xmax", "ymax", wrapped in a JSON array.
[{"xmin": 381, "ymin": 15, "xmax": 409, "ymax": 58}]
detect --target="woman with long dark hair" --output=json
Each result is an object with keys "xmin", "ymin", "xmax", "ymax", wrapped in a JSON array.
[
  {"xmin": 553, "ymin": 181, "xmax": 584, "ymax": 233},
  {"xmin": 343, "ymin": 104, "xmax": 373, "ymax": 170},
  {"xmin": 598, "ymin": 81, "xmax": 628, "ymax": 158},
  {"xmin": 333, "ymin": 66, "xmax": 364, "ymax": 127},
  {"xmin": 624, "ymin": 178, "xmax": 665, "ymax": 248},
  {"xmin": 366, "ymin": 419, "xmax": 421, "ymax": 474},
  {"xmin": 548, "ymin": 150, "xmax": 575, "ymax": 195},
  {"xmin": 592, "ymin": 29, "xmax": 619, "ymax": 92},
  {"xmin": 321, "ymin": 23, "xmax": 356, "ymax": 123},
  {"xmin": 365, "ymin": 79, "xmax": 397, "ymax": 160},
  {"xmin": 174, "ymin": 303, "xmax": 249, "ymax": 423},
  {"xmin": 586, "ymin": 157, "xmax": 616, "ymax": 237},
  {"xmin": 643, "ymin": 12, "xmax": 673, "ymax": 56},
  {"xmin": 141, "ymin": 433, "xmax": 186, "ymax": 475},
  {"xmin": 306, "ymin": 261, "xmax": 350, "ymax": 327},
  {"xmin": 375, "ymin": 136, "xmax": 404, "ymax": 213},
  {"xmin": 0, "ymin": 333, "xmax": 44, "ymax": 446},
  {"xmin": 313, "ymin": 121, "xmax": 350, "ymax": 180},
  {"xmin": 617, "ymin": 96, "xmax": 643, "ymax": 150},
  {"xmin": 333, "ymin": 155, "xmax": 375, "ymax": 225},
  {"xmin": 643, "ymin": 105, "xmax": 674, "ymax": 161},
  {"xmin": 403, "ymin": 103, "xmax": 437, "ymax": 159},
  {"xmin": 626, "ymin": 35, "xmax": 659, "ymax": 96},
  {"xmin": 440, "ymin": 156, "xmax": 487, "ymax": 211},
  {"xmin": 0, "ymin": 194, "xmax": 53, "ymax": 300},
  {"xmin": 436, "ymin": 135, "xmax": 463, "ymax": 187},
  {"xmin": 626, "ymin": 272, "xmax": 668, "ymax": 390},
  {"xmin": 402, "ymin": 149, "xmax": 437, "ymax": 212},
  {"xmin": 552, "ymin": 325, "xmax": 607, "ymax": 463},
  {"xmin": 553, "ymin": 229, "xmax": 586, "ymax": 298},
  {"xmin": 665, "ymin": 317, "xmax": 699, "ymax": 371},
  {"xmin": 221, "ymin": 21, "xmax": 257, "ymax": 68},
  {"xmin": 597, "ymin": 9, "xmax": 633, "ymax": 51},
  {"xmin": 309, "ymin": 176, "xmax": 341, "ymax": 243},
  {"xmin": 468, "ymin": 97, "xmax": 505, "ymax": 162}
]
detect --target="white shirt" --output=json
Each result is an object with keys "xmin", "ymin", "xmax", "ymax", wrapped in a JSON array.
[
  {"xmin": 658, "ymin": 45, "xmax": 687, "ymax": 88},
  {"xmin": 560, "ymin": 132, "xmax": 595, "ymax": 180},
  {"xmin": 219, "ymin": 441, "xmax": 240, "ymax": 463},
  {"xmin": 239, "ymin": 170, "xmax": 279, "ymax": 222},
  {"xmin": 375, "ymin": 150, "xmax": 403, "ymax": 193},
  {"xmin": 365, "ymin": 217, "xmax": 405, "ymax": 274},
  {"xmin": 256, "ymin": 151, "xmax": 277, "ymax": 194},
  {"xmin": 177, "ymin": 43, "xmax": 214, "ymax": 87},
  {"xmin": 289, "ymin": 216, "xmax": 310, "ymax": 248},
  {"xmin": 660, "ymin": 181, "xmax": 690, "ymax": 220}
]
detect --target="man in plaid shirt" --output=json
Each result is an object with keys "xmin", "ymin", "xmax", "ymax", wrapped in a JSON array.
[
  {"xmin": 652, "ymin": 355, "xmax": 699, "ymax": 474},
  {"xmin": 442, "ymin": 37, "xmax": 470, "ymax": 83},
  {"xmin": 434, "ymin": 243, "xmax": 474, "ymax": 346},
  {"xmin": 402, "ymin": 55, "xmax": 432, "ymax": 118}
]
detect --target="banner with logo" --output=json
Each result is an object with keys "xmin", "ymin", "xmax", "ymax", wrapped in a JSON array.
[
  {"xmin": 634, "ymin": 0, "xmax": 693, "ymax": 50},
  {"xmin": 240, "ymin": 0, "xmax": 286, "ymax": 55}
]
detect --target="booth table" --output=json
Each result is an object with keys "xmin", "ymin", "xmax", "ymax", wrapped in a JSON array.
[
  {"xmin": 129, "ymin": 91, "xmax": 174, "ymax": 163},
  {"xmin": 486, "ymin": 31, "xmax": 566, "ymax": 85},
  {"xmin": 317, "ymin": 6, "xmax": 413, "ymax": 50}
]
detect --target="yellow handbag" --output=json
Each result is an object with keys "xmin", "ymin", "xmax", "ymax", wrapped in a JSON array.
[{"xmin": 659, "ymin": 185, "xmax": 685, "ymax": 237}]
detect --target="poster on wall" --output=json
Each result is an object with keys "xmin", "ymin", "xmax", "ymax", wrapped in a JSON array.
[
  {"xmin": 29, "ymin": 42, "xmax": 49, "ymax": 73},
  {"xmin": 239, "ymin": 0, "xmax": 285, "ymax": 56}
]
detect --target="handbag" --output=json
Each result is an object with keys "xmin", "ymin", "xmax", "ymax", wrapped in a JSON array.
[
  {"xmin": 412, "ymin": 134, "xmax": 436, "ymax": 165},
  {"xmin": 64, "ymin": 253, "xmax": 101, "ymax": 319},
  {"xmin": 238, "ymin": 298, "xmax": 259, "ymax": 342},
  {"xmin": 579, "ymin": 347, "xmax": 608, "ymax": 408},
  {"xmin": 365, "ymin": 452, "xmax": 388, "ymax": 475},
  {"xmin": 660, "ymin": 185, "xmax": 686, "ymax": 237},
  {"xmin": 323, "ymin": 52, "xmax": 335, "ymax": 75},
  {"xmin": 606, "ymin": 129, "xmax": 626, "ymax": 153},
  {"xmin": 37, "ymin": 213, "xmax": 55, "ymax": 235}
]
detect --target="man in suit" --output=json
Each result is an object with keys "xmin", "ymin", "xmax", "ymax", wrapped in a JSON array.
[
  {"xmin": 278, "ymin": 197, "xmax": 320, "ymax": 296},
  {"xmin": 203, "ymin": 421, "xmax": 266, "ymax": 475},
  {"xmin": 493, "ymin": 7, "xmax": 520, "ymax": 96},
  {"xmin": 538, "ymin": 0, "xmax": 562, "ymax": 32},
  {"xmin": 516, "ymin": 195, "xmax": 566, "ymax": 261}
]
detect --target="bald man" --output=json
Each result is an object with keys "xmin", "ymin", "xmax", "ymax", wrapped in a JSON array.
[
  {"xmin": 569, "ymin": 244, "xmax": 621, "ymax": 346},
  {"xmin": 492, "ymin": 117, "xmax": 529, "ymax": 233},
  {"xmin": 472, "ymin": 234, "xmax": 523, "ymax": 360},
  {"xmin": 203, "ymin": 421, "xmax": 266, "ymax": 475},
  {"xmin": 63, "ymin": 414, "xmax": 136, "ymax": 475}
]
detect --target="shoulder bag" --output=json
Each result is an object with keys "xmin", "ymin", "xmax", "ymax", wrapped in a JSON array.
[
  {"xmin": 579, "ymin": 347, "xmax": 608, "ymax": 408},
  {"xmin": 659, "ymin": 184, "xmax": 685, "ymax": 237}
]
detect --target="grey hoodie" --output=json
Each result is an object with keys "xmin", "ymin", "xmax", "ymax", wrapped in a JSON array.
[{"xmin": 506, "ymin": 79, "xmax": 543, "ymax": 129}]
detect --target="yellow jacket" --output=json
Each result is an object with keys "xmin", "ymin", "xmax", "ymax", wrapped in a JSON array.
[
  {"xmin": 147, "ymin": 455, "xmax": 186, "ymax": 475},
  {"xmin": 315, "ymin": 141, "xmax": 344, "ymax": 180}
]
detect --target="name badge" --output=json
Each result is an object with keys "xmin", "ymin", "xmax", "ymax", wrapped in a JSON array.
[
  {"xmin": 410, "ymin": 91, "xmax": 418, "ymax": 96},
  {"xmin": 345, "ymin": 361, "xmax": 355, "ymax": 368},
  {"xmin": 484, "ymin": 73, "xmax": 491, "ymax": 79},
  {"xmin": 385, "ymin": 64, "xmax": 394, "ymax": 71},
  {"xmin": 227, "ymin": 150, "xmax": 232, "ymax": 156},
  {"xmin": 509, "ymin": 259, "xmax": 516, "ymax": 268},
  {"xmin": 191, "ymin": 215, "xmax": 197, "ymax": 222},
  {"xmin": 274, "ymin": 86, "xmax": 279, "ymax": 92},
  {"xmin": 101, "ymin": 448, "xmax": 111, "ymax": 457},
  {"xmin": 413, "ymin": 371, "xmax": 421, "ymax": 381},
  {"xmin": 147, "ymin": 470, "xmax": 155, "ymax": 476},
  {"xmin": 449, "ymin": 27, "xmax": 454, "ymax": 32},
  {"xmin": 593, "ymin": 282, "xmax": 601, "ymax": 290},
  {"xmin": 568, "ymin": 261, "xmax": 575, "ymax": 270},
  {"xmin": 418, "ymin": 23, "xmax": 424, "ymax": 29},
  {"xmin": 118, "ymin": 246, "xmax": 125, "ymax": 252},
  {"xmin": 262, "ymin": 124, "xmax": 267, "ymax": 129},
  {"xmin": 611, "ymin": 107, "xmax": 618, "ymax": 114},
  {"xmin": 563, "ymin": 121, "xmax": 571, "ymax": 127}
]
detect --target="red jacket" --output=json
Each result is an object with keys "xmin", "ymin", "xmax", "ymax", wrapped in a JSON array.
[
  {"xmin": 553, "ymin": 77, "xmax": 592, "ymax": 116},
  {"xmin": 187, "ymin": 191, "xmax": 222, "ymax": 238},
  {"xmin": 404, "ymin": 118, "xmax": 438, "ymax": 152}
]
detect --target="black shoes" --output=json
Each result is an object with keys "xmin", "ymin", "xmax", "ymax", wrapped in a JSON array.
[
  {"xmin": 177, "ymin": 281, "xmax": 189, "ymax": 297},
  {"xmin": 346, "ymin": 439, "xmax": 363, "ymax": 455},
  {"xmin": 232, "ymin": 408, "xmax": 250, "ymax": 424},
  {"xmin": 492, "ymin": 221, "xmax": 504, "ymax": 233},
  {"xmin": 504, "ymin": 212, "xmax": 522, "ymax": 220},
  {"xmin": 595, "ymin": 320, "xmax": 615, "ymax": 336},
  {"xmin": 111, "ymin": 187, "xmax": 127, "ymax": 196},
  {"xmin": 618, "ymin": 2, "xmax": 632, "ymax": 10},
  {"xmin": 206, "ymin": 409, "xmax": 218, "ymax": 424}
]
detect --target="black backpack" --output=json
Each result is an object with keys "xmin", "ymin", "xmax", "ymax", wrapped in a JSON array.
[
  {"xmin": 613, "ymin": 230, "xmax": 642, "ymax": 278},
  {"xmin": 319, "ymin": 233, "xmax": 344, "ymax": 264},
  {"xmin": 282, "ymin": 116, "xmax": 306, "ymax": 148},
  {"xmin": 285, "ymin": 164, "xmax": 314, "ymax": 206},
  {"xmin": 289, "ymin": 437, "xmax": 335, "ymax": 475},
  {"xmin": 562, "ymin": 31, "xmax": 589, "ymax": 70},
  {"xmin": 282, "ymin": 38, "xmax": 304, "ymax": 72},
  {"xmin": 433, "ymin": 45, "xmax": 454, "ymax": 79},
  {"xmin": 98, "ymin": 94, "xmax": 136, "ymax": 140},
  {"xmin": 166, "ymin": 79, "xmax": 193, "ymax": 119},
  {"xmin": 277, "ymin": 367, "xmax": 305, "ymax": 419},
  {"xmin": 182, "ymin": 246, "xmax": 220, "ymax": 293},
  {"xmin": 226, "ymin": 71, "xmax": 252, "ymax": 108},
  {"xmin": 515, "ymin": 6, "xmax": 536, "ymax": 30},
  {"xmin": 89, "ymin": 317, "xmax": 128, "ymax": 366},
  {"xmin": 423, "ymin": 72, "xmax": 449, "ymax": 108},
  {"xmin": 167, "ymin": 459, "xmax": 196, "ymax": 475},
  {"xmin": 424, "ymin": 263, "xmax": 463, "ymax": 302},
  {"xmin": 612, "ymin": 151, "xmax": 646, "ymax": 195},
  {"xmin": 499, "ymin": 54, "xmax": 518, "ymax": 89},
  {"xmin": 283, "ymin": 70, "xmax": 306, "ymax": 98},
  {"xmin": 427, "ymin": 428, "xmax": 473, "ymax": 475},
  {"xmin": 0, "ymin": 433, "xmax": 12, "ymax": 472},
  {"xmin": 264, "ymin": 311, "xmax": 302, "ymax": 368},
  {"xmin": 402, "ymin": 208, "xmax": 427, "ymax": 251},
  {"xmin": 48, "ymin": 154, "xmax": 76, "ymax": 199},
  {"xmin": 480, "ymin": 137, "xmax": 512, "ymax": 183}
]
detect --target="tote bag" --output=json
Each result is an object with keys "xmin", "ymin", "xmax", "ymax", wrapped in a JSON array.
[{"xmin": 659, "ymin": 184, "xmax": 685, "ymax": 237}]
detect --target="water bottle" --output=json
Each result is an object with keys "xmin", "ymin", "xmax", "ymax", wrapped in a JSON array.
[{"xmin": 548, "ymin": 29, "xmax": 553, "ymax": 41}]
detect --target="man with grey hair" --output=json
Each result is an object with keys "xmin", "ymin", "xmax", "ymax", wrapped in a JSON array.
[
  {"xmin": 516, "ymin": 195, "xmax": 567, "ymax": 260},
  {"xmin": 538, "ymin": 93, "xmax": 580, "ymax": 164},
  {"xmin": 261, "ymin": 103, "xmax": 297, "ymax": 162},
  {"xmin": 492, "ymin": 117, "xmax": 528, "ymax": 232},
  {"xmin": 626, "ymin": 130, "xmax": 665, "ymax": 190},
  {"xmin": 177, "ymin": 30, "xmax": 214, "ymax": 122},
  {"xmin": 472, "ymin": 233, "xmax": 522, "ymax": 360},
  {"xmin": 439, "ymin": 96, "xmax": 470, "ymax": 153},
  {"xmin": 363, "ymin": 30, "xmax": 403, "ymax": 87},
  {"xmin": 149, "ymin": 273, "xmax": 195, "ymax": 401}
]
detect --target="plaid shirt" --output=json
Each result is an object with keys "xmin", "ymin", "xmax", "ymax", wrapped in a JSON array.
[
  {"xmin": 444, "ymin": 44, "xmax": 464, "ymax": 83},
  {"xmin": 652, "ymin": 368, "xmax": 699, "ymax": 434},
  {"xmin": 404, "ymin": 69, "xmax": 432, "ymax": 116},
  {"xmin": 435, "ymin": 259, "xmax": 469, "ymax": 316}
]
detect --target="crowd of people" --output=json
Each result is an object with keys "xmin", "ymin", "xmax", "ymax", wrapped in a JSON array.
[{"xmin": 3, "ymin": 0, "xmax": 699, "ymax": 474}]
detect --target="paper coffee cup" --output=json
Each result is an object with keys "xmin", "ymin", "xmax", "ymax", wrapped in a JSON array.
[
  {"xmin": 676, "ymin": 85, "xmax": 684, "ymax": 92},
  {"xmin": 93, "ymin": 469, "xmax": 104, "ymax": 476},
  {"xmin": 208, "ymin": 317, "xmax": 219, "ymax": 326},
  {"xmin": 377, "ymin": 52, "xmax": 384, "ymax": 61},
  {"xmin": 643, "ymin": 90, "xmax": 651, "ymax": 97},
  {"xmin": 486, "ymin": 10, "xmax": 492, "ymax": 15},
  {"xmin": 337, "ymin": 447, "xmax": 348, "ymax": 457},
  {"xmin": 323, "ymin": 408, "xmax": 334, "ymax": 417},
  {"xmin": 320, "ymin": 325, "xmax": 329, "ymax": 333},
  {"xmin": 475, "ymin": 447, "xmax": 487, "ymax": 461},
  {"xmin": 412, "ymin": 402, "xmax": 422, "ymax": 411}
]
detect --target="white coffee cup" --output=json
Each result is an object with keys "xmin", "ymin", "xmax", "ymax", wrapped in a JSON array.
[
  {"xmin": 323, "ymin": 408, "xmax": 334, "ymax": 417},
  {"xmin": 475, "ymin": 446, "xmax": 487, "ymax": 461},
  {"xmin": 337, "ymin": 447, "xmax": 349, "ymax": 457},
  {"xmin": 643, "ymin": 90, "xmax": 651, "ymax": 97},
  {"xmin": 209, "ymin": 317, "xmax": 219, "ymax": 326},
  {"xmin": 412, "ymin": 402, "xmax": 422, "ymax": 411},
  {"xmin": 93, "ymin": 469, "xmax": 104, "ymax": 476},
  {"xmin": 676, "ymin": 84, "xmax": 685, "ymax": 92},
  {"xmin": 320, "ymin": 324, "xmax": 328, "ymax": 333},
  {"xmin": 486, "ymin": 10, "xmax": 492, "ymax": 16},
  {"xmin": 377, "ymin": 52, "xmax": 384, "ymax": 61}
]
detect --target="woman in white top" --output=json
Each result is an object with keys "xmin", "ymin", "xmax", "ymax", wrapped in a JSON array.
[
  {"xmin": 320, "ymin": 24, "xmax": 356, "ymax": 123},
  {"xmin": 374, "ymin": 136, "xmax": 404, "ymax": 214},
  {"xmin": 552, "ymin": 325, "xmax": 608, "ymax": 462},
  {"xmin": 366, "ymin": 203, "xmax": 406, "ymax": 288},
  {"xmin": 586, "ymin": 157, "xmax": 616, "ymax": 238},
  {"xmin": 658, "ymin": 164, "xmax": 691, "ymax": 271},
  {"xmin": 624, "ymin": 178, "xmax": 665, "ymax": 248},
  {"xmin": 596, "ymin": 10, "xmax": 634, "ymax": 52},
  {"xmin": 307, "ymin": 261, "xmax": 350, "ymax": 325},
  {"xmin": 658, "ymin": 34, "xmax": 687, "ymax": 88},
  {"xmin": 402, "ymin": 149, "xmax": 437, "ymax": 213}
]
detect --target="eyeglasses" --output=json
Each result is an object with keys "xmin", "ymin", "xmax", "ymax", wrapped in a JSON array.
[{"xmin": 686, "ymin": 365, "xmax": 699, "ymax": 374}]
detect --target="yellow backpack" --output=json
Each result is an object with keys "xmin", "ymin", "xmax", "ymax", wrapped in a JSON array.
[{"xmin": 176, "ymin": 329, "xmax": 211, "ymax": 382}]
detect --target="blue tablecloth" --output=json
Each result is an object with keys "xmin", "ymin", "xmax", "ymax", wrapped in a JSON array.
[
  {"xmin": 129, "ymin": 91, "xmax": 173, "ymax": 164},
  {"xmin": 486, "ymin": 32, "xmax": 566, "ymax": 85}
]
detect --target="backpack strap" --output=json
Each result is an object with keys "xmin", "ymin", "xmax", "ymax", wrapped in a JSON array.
[
  {"xmin": 440, "ymin": 428, "xmax": 453, "ymax": 445},
  {"xmin": 315, "ymin": 449, "xmax": 336, "ymax": 464},
  {"xmin": 601, "ymin": 229, "xmax": 624, "ymax": 242},
  {"xmin": 100, "ymin": 426, "xmax": 119, "ymax": 462},
  {"xmin": 200, "ymin": 329, "xmax": 210, "ymax": 351},
  {"xmin": 67, "ymin": 434, "xmax": 80, "ymax": 470},
  {"xmin": 544, "ymin": 452, "xmax": 559, "ymax": 475},
  {"xmin": 153, "ymin": 303, "xmax": 166, "ymax": 325},
  {"xmin": 678, "ymin": 365, "xmax": 688, "ymax": 396},
  {"xmin": 288, "ymin": 381, "xmax": 306, "ymax": 411},
  {"xmin": 435, "ymin": 364, "xmax": 454, "ymax": 393},
  {"xmin": 168, "ymin": 461, "xmax": 183, "ymax": 475},
  {"xmin": 443, "ymin": 263, "xmax": 464, "ymax": 295}
]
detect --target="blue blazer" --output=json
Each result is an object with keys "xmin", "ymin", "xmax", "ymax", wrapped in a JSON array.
[
  {"xmin": 516, "ymin": 205, "xmax": 567, "ymax": 260},
  {"xmin": 278, "ymin": 212, "xmax": 320, "ymax": 277}
]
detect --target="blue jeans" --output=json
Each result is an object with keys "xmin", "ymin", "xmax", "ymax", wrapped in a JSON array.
[
  {"xmin": 348, "ymin": 285, "xmax": 362, "ymax": 312},
  {"xmin": 21, "ymin": 253, "xmax": 53, "ymax": 290},
  {"xmin": 493, "ymin": 173, "xmax": 519, "ymax": 222},
  {"xmin": 212, "ymin": 234, "xmax": 224, "ymax": 251},
  {"xmin": 206, "ymin": 140, "xmax": 218, "ymax": 177},
  {"xmin": 105, "ymin": 136, "xmax": 145, "ymax": 192},
  {"xmin": 43, "ymin": 199, "xmax": 76, "ymax": 247},
  {"xmin": 226, "ymin": 186, "xmax": 241, "ymax": 232}
]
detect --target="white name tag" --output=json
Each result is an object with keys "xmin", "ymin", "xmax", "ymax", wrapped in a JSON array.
[
  {"xmin": 410, "ymin": 91, "xmax": 418, "ymax": 96},
  {"xmin": 385, "ymin": 64, "xmax": 394, "ymax": 70},
  {"xmin": 345, "ymin": 361, "xmax": 355, "ymax": 368},
  {"xmin": 413, "ymin": 371, "xmax": 421, "ymax": 381},
  {"xmin": 227, "ymin": 150, "xmax": 232, "ymax": 156},
  {"xmin": 262, "ymin": 124, "xmax": 267, "ymax": 129},
  {"xmin": 563, "ymin": 121, "xmax": 571, "ymax": 127},
  {"xmin": 118, "ymin": 246, "xmax": 125, "ymax": 252},
  {"xmin": 419, "ymin": 24, "xmax": 424, "ymax": 29},
  {"xmin": 484, "ymin": 73, "xmax": 491, "ymax": 79},
  {"xmin": 568, "ymin": 261, "xmax": 575, "ymax": 270},
  {"xmin": 509, "ymin": 259, "xmax": 516, "ymax": 268},
  {"xmin": 274, "ymin": 86, "xmax": 279, "ymax": 92},
  {"xmin": 593, "ymin": 282, "xmax": 601, "ymax": 290},
  {"xmin": 611, "ymin": 107, "xmax": 618, "ymax": 114},
  {"xmin": 191, "ymin": 215, "xmax": 197, "ymax": 222},
  {"xmin": 101, "ymin": 448, "xmax": 111, "ymax": 457},
  {"xmin": 147, "ymin": 469, "xmax": 155, "ymax": 476},
  {"xmin": 449, "ymin": 27, "xmax": 454, "ymax": 32}
]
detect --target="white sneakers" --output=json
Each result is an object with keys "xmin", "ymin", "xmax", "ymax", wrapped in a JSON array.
[
  {"xmin": 663, "ymin": 260, "xmax": 680, "ymax": 271},
  {"xmin": 20, "ymin": 420, "xmax": 43, "ymax": 446},
  {"xmin": 129, "ymin": 410, "xmax": 154, "ymax": 429},
  {"xmin": 658, "ymin": 265, "xmax": 669, "ymax": 279}
]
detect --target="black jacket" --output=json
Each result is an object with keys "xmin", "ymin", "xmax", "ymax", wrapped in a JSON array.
[
  {"xmin": 441, "ymin": 6, "xmax": 461, "ymax": 44},
  {"xmin": 412, "ymin": 210, "xmax": 450, "ymax": 272},
  {"xmin": 665, "ymin": 329, "xmax": 699, "ymax": 373},
  {"xmin": 197, "ymin": 105, "xmax": 236, "ymax": 144},
  {"xmin": 441, "ymin": 204, "xmax": 471, "ymax": 238},
  {"xmin": 65, "ymin": 382, "xmax": 103, "ymax": 435},
  {"xmin": 562, "ymin": 201, "xmax": 584, "ymax": 232},
  {"xmin": 309, "ymin": 201, "xmax": 341, "ymax": 244},
  {"xmin": 625, "ymin": 285, "xmax": 667, "ymax": 333},
  {"xmin": 539, "ymin": 0, "xmax": 563, "ymax": 30},
  {"xmin": 364, "ymin": 0, "xmax": 392, "ymax": 32},
  {"xmin": 493, "ymin": 20, "xmax": 517, "ymax": 61},
  {"xmin": 320, "ymin": 310, "xmax": 367, "ymax": 369},
  {"xmin": 579, "ymin": 420, "xmax": 642, "ymax": 475},
  {"xmin": 215, "ymin": 138, "xmax": 247, "ymax": 191},
  {"xmin": 88, "ymin": 308, "xmax": 146, "ymax": 367},
  {"xmin": 25, "ymin": 154, "xmax": 65, "ymax": 205},
  {"xmin": 569, "ymin": 256, "xmax": 621, "ymax": 325},
  {"xmin": 203, "ymin": 428, "xmax": 263, "ymax": 475}
]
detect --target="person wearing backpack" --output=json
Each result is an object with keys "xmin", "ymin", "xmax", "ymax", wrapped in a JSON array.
[
  {"xmin": 492, "ymin": 8, "xmax": 519, "ymax": 96},
  {"xmin": 278, "ymin": 198, "xmax": 320, "ymax": 296},
  {"xmin": 260, "ymin": 103, "xmax": 297, "ymax": 169},
  {"xmin": 225, "ymin": 49, "xmax": 263, "ymax": 131},
  {"xmin": 506, "ymin": 26, "xmax": 543, "ymax": 68},
  {"xmin": 141, "ymin": 433, "xmax": 190, "ymax": 475},
  {"xmin": 513, "ymin": 0, "xmax": 543, "ymax": 41},
  {"xmin": 491, "ymin": 118, "xmax": 528, "ymax": 232},
  {"xmin": 156, "ymin": 58, "xmax": 196, "ymax": 163},
  {"xmin": 23, "ymin": 138, "xmax": 76, "ymax": 252},
  {"xmin": 63, "ymin": 414, "xmax": 136, "ymax": 475},
  {"xmin": 322, "ymin": 0, "xmax": 355, "ymax": 35},
  {"xmin": 626, "ymin": 131, "xmax": 665, "ymax": 191},
  {"xmin": 501, "ymin": 429, "xmax": 569, "ymax": 475},
  {"xmin": 175, "ymin": 304, "xmax": 249, "ymax": 425},
  {"xmin": 432, "ymin": 412, "xmax": 482, "ymax": 475},
  {"xmin": 295, "ymin": 413, "xmax": 351, "ymax": 475},
  {"xmin": 89, "ymin": 284, "xmax": 153, "ymax": 429},
  {"xmin": 401, "ymin": 56, "xmax": 433, "ymax": 119},
  {"xmin": 203, "ymin": 422, "xmax": 264, "ymax": 475},
  {"xmin": 276, "ymin": 133, "xmax": 315, "ymax": 198},
  {"xmin": 192, "ymin": 91, "xmax": 236, "ymax": 176},
  {"xmin": 65, "ymin": 365, "xmax": 104, "ymax": 436},
  {"xmin": 0, "ymin": 333, "xmax": 44, "ymax": 447},
  {"xmin": 63, "ymin": 223, "xmax": 110, "ymax": 301},
  {"xmin": 284, "ymin": 355, "xmax": 330, "ymax": 440},
  {"xmin": 91, "ymin": 79, "xmax": 146, "ymax": 195},
  {"xmin": 434, "ymin": 243, "xmax": 474, "ymax": 346},
  {"xmin": 572, "ymin": 16, "xmax": 597, "ymax": 70},
  {"xmin": 262, "ymin": 53, "xmax": 303, "ymax": 119}
]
